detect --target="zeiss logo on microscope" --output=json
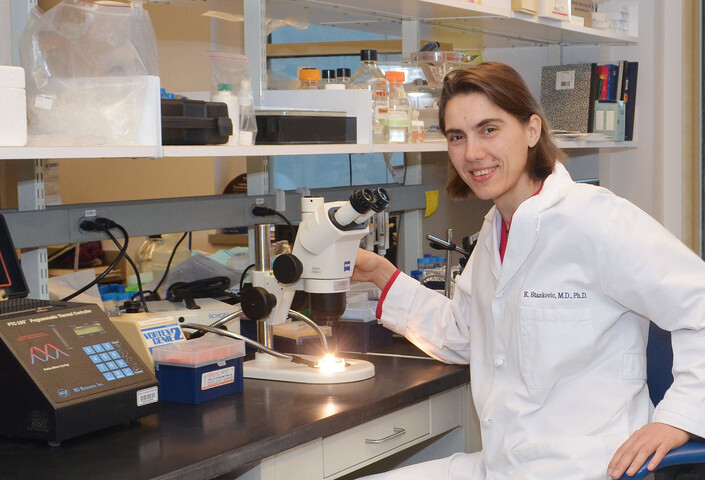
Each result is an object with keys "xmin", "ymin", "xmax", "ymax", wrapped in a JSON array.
[{"xmin": 344, "ymin": 261, "xmax": 351, "ymax": 272}]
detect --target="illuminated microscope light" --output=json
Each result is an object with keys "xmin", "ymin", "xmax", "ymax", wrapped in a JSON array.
[{"xmin": 315, "ymin": 353, "xmax": 347, "ymax": 375}]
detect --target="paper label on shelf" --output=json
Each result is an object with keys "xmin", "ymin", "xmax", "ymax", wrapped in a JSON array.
[
  {"xmin": 34, "ymin": 94, "xmax": 54, "ymax": 110},
  {"xmin": 202, "ymin": 366, "xmax": 235, "ymax": 390}
]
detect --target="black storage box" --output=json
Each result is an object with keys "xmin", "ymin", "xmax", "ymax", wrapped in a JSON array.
[
  {"xmin": 161, "ymin": 99, "xmax": 233, "ymax": 145},
  {"xmin": 255, "ymin": 112, "xmax": 356, "ymax": 144},
  {"xmin": 333, "ymin": 320, "xmax": 393, "ymax": 353}
]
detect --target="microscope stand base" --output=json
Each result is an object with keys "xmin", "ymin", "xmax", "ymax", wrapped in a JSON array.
[{"xmin": 243, "ymin": 355, "xmax": 375, "ymax": 384}]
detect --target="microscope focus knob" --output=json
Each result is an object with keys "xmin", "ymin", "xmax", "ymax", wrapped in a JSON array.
[
  {"xmin": 272, "ymin": 254, "xmax": 304, "ymax": 284},
  {"xmin": 240, "ymin": 286, "xmax": 277, "ymax": 320}
]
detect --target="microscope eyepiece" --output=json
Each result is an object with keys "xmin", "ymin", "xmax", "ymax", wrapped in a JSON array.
[
  {"xmin": 371, "ymin": 187, "xmax": 390, "ymax": 212},
  {"xmin": 349, "ymin": 188, "xmax": 376, "ymax": 213},
  {"xmin": 334, "ymin": 188, "xmax": 376, "ymax": 227}
]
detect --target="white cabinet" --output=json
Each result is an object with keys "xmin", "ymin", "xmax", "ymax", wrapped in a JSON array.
[
  {"xmin": 252, "ymin": 385, "xmax": 469, "ymax": 480},
  {"xmin": 323, "ymin": 399, "xmax": 431, "ymax": 477}
]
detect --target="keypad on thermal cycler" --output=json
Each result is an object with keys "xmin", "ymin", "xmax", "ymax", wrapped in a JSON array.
[{"xmin": 82, "ymin": 342, "xmax": 137, "ymax": 382}]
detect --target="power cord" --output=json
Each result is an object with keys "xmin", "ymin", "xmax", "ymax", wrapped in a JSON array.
[
  {"xmin": 239, "ymin": 263, "xmax": 255, "ymax": 292},
  {"xmin": 166, "ymin": 276, "xmax": 239, "ymax": 309},
  {"xmin": 251, "ymin": 206, "xmax": 295, "ymax": 244},
  {"xmin": 143, "ymin": 231, "xmax": 189, "ymax": 300},
  {"xmin": 65, "ymin": 217, "xmax": 149, "ymax": 312},
  {"xmin": 99, "ymin": 225, "xmax": 149, "ymax": 312}
]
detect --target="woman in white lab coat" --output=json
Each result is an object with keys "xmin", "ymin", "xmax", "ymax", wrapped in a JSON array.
[{"xmin": 353, "ymin": 62, "xmax": 705, "ymax": 480}]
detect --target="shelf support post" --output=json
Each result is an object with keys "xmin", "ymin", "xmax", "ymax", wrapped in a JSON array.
[
  {"xmin": 399, "ymin": 152, "xmax": 423, "ymax": 273},
  {"xmin": 402, "ymin": 20, "xmax": 420, "ymax": 56},
  {"xmin": 244, "ymin": 0, "xmax": 267, "ymax": 106},
  {"xmin": 397, "ymin": 20, "xmax": 423, "ymax": 273},
  {"xmin": 17, "ymin": 159, "xmax": 49, "ymax": 300}
]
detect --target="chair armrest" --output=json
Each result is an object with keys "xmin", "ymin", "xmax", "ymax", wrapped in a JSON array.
[{"xmin": 616, "ymin": 440, "xmax": 705, "ymax": 480}]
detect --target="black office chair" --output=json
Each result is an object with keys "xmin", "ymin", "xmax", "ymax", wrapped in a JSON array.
[{"xmin": 616, "ymin": 323, "xmax": 705, "ymax": 479}]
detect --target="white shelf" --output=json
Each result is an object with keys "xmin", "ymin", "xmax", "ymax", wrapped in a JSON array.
[
  {"xmin": 268, "ymin": 0, "xmax": 511, "ymax": 20},
  {"xmin": 0, "ymin": 145, "xmax": 161, "ymax": 160},
  {"xmin": 265, "ymin": 0, "xmax": 636, "ymax": 47},
  {"xmin": 165, "ymin": 142, "xmax": 450, "ymax": 157},
  {"xmin": 164, "ymin": 143, "xmax": 369, "ymax": 157},
  {"xmin": 373, "ymin": 141, "xmax": 448, "ymax": 153},
  {"xmin": 0, "ymin": 139, "xmax": 637, "ymax": 161},
  {"xmin": 556, "ymin": 140, "xmax": 636, "ymax": 149}
]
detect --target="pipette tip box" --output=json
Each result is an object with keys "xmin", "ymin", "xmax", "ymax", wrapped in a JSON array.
[{"xmin": 153, "ymin": 336, "xmax": 245, "ymax": 404}]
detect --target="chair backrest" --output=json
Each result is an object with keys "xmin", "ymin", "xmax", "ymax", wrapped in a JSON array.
[
  {"xmin": 646, "ymin": 322, "xmax": 674, "ymax": 405},
  {"xmin": 638, "ymin": 323, "xmax": 705, "ymax": 480}
]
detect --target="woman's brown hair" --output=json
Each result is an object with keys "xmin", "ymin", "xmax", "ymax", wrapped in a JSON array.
[{"xmin": 439, "ymin": 62, "xmax": 567, "ymax": 198}]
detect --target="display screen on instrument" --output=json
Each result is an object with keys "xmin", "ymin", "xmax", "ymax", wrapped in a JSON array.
[{"xmin": 73, "ymin": 323, "xmax": 106, "ymax": 337}]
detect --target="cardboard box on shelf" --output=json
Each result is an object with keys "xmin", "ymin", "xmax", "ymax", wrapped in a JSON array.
[{"xmin": 571, "ymin": 0, "xmax": 595, "ymax": 27}]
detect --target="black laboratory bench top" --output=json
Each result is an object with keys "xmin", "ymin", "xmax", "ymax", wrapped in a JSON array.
[{"xmin": 0, "ymin": 353, "xmax": 469, "ymax": 480}]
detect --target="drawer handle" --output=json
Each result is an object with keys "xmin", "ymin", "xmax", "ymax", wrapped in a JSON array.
[{"xmin": 365, "ymin": 427, "xmax": 406, "ymax": 444}]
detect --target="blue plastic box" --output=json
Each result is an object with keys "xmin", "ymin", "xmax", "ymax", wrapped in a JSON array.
[{"xmin": 152, "ymin": 336, "xmax": 245, "ymax": 404}]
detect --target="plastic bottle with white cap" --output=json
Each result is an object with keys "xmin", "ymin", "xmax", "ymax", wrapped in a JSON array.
[{"xmin": 211, "ymin": 83, "xmax": 239, "ymax": 145}]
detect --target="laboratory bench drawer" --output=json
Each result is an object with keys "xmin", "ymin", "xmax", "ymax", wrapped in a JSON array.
[{"xmin": 322, "ymin": 399, "xmax": 431, "ymax": 477}]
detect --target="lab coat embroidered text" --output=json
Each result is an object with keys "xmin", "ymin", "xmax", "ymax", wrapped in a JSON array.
[{"xmin": 523, "ymin": 291, "xmax": 588, "ymax": 299}]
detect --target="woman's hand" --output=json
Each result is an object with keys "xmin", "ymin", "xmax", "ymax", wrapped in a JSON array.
[
  {"xmin": 607, "ymin": 422, "xmax": 690, "ymax": 478},
  {"xmin": 351, "ymin": 248, "xmax": 398, "ymax": 289}
]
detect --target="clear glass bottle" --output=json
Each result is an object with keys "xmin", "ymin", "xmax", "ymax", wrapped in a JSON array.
[
  {"xmin": 321, "ymin": 69, "xmax": 337, "ymax": 86},
  {"xmin": 385, "ymin": 70, "xmax": 411, "ymax": 143},
  {"xmin": 152, "ymin": 233, "xmax": 191, "ymax": 282},
  {"xmin": 298, "ymin": 68, "xmax": 322, "ymax": 89},
  {"xmin": 135, "ymin": 234, "xmax": 163, "ymax": 278},
  {"xmin": 411, "ymin": 109, "xmax": 425, "ymax": 143},
  {"xmin": 336, "ymin": 67, "xmax": 351, "ymax": 85},
  {"xmin": 348, "ymin": 49, "xmax": 389, "ymax": 143}
]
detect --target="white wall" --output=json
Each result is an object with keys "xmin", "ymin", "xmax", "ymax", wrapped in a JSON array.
[{"xmin": 602, "ymin": 1, "xmax": 687, "ymax": 240}]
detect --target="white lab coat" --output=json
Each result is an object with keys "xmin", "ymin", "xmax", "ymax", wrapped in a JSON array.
[{"xmin": 372, "ymin": 162, "xmax": 705, "ymax": 480}]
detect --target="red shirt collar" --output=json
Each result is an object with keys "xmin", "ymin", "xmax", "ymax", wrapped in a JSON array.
[{"xmin": 499, "ymin": 183, "xmax": 543, "ymax": 263}]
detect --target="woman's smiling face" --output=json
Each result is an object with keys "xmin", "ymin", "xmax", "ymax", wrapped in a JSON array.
[{"xmin": 444, "ymin": 92, "xmax": 542, "ymax": 221}]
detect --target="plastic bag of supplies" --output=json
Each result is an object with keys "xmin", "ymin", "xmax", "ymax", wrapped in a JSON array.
[{"xmin": 19, "ymin": 0, "xmax": 160, "ymax": 146}]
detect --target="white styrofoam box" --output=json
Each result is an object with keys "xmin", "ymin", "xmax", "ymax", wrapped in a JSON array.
[
  {"xmin": 0, "ymin": 66, "xmax": 24, "ymax": 88},
  {"xmin": 25, "ymin": 75, "xmax": 160, "ymax": 147},
  {"xmin": 538, "ymin": 0, "xmax": 571, "ymax": 20},
  {"xmin": 261, "ymin": 89, "xmax": 373, "ymax": 145},
  {"xmin": 0, "ymin": 66, "xmax": 27, "ymax": 147}
]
